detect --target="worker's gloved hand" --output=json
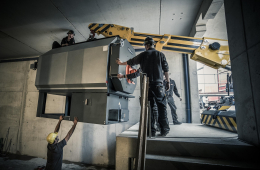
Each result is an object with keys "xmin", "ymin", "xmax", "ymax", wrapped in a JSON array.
[
  {"xmin": 165, "ymin": 81, "xmax": 170, "ymax": 91},
  {"xmin": 59, "ymin": 115, "xmax": 64, "ymax": 121},
  {"xmin": 116, "ymin": 58, "xmax": 122, "ymax": 65},
  {"xmin": 73, "ymin": 117, "xmax": 78, "ymax": 125},
  {"xmin": 117, "ymin": 73, "xmax": 124, "ymax": 78}
]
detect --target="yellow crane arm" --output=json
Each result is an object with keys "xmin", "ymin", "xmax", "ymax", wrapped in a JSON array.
[{"xmin": 88, "ymin": 23, "xmax": 230, "ymax": 70}]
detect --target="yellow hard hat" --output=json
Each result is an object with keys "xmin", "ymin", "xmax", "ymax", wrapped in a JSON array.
[{"xmin": 46, "ymin": 132, "xmax": 58, "ymax": 144}]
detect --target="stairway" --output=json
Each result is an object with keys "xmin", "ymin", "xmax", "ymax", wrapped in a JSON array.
[
  {"xmin": 116, "ymin": 123, "xmax": 260, "ymax": 170},
  {"xmin": 145, "ymin": 137, "xmax": 260, "ymax": 170}
]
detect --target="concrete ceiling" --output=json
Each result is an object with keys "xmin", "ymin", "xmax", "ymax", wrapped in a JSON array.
[{"xmin": 0, "ymin": 0, "xmax": 203, "ymax": 60}]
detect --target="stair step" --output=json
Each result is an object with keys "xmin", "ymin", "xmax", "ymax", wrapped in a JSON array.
[
  {"xmin": 146, "ymin": 137, "xmax": 259, "ymax": 161},
  {"xmin": 145, "ymin": 154, "xmax": 259, "ymax": 170},
  {"xmin": 116, "ymin": 123, "xmax": 260, "ymax": 169}
]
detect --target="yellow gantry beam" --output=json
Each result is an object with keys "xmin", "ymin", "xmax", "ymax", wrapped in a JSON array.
[{"xmin": 88, "ymin": 23, "xmax": 230, "ymax": 70}]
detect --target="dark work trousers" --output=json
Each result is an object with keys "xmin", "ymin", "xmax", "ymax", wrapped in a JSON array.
[
  {"xmin": 152, "ymin": 100, "xmax": 160, "ymax": 130},
  {"xmin": 148, "ymin": 83, "xmax": 170, "ymax": 134},
  {"xmin": 52, "ymin": 41, "xmax": 61, "ymax": 49},
  {"xmin": 167, "ymin": 96, "xmax": 178, "ymax": 122}
]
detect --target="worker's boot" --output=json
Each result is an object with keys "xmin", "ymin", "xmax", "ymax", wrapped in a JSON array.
[
  {"xmin": 173, "ymin": 120, "xmax": 182, "ymax": 125},
  {"xmin": 147, "ymin": 131, "xmax": 156, "ymax": 138},
  {"xmin": 156, "ymin": 122, "xmax": 161, "ymax": 132},
  {"xmin": 160, "ymin": 131, "xmax": 169, "ymax": 137}
]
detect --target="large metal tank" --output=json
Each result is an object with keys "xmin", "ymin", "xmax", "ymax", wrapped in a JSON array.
[{"xmin": 35, "ymin": 37, "xmax": 137, "ymax": 124}]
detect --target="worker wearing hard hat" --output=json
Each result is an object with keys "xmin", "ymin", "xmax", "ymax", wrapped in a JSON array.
[
  {"xmin": 61, "ymin": 30, "xmax": 75, "ymax": 46},
  {"xmin": 116, "ymin": 36, "xmax": 171, "ymax": 137},
  {"xmin": 52, "ymin": 30, "xmax": 75, "ymax": 49},
  {"xmin": 45, "ymin": 116, "xmax": 78, "ymax": 170}
]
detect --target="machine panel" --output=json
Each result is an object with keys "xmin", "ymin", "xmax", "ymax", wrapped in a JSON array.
[
  {"xmin": 110, "ymin": 39, "xmax": 137, "ymax": 94},
  {"xmin": 35, "ymin": 37, "xmax": 136, "ymax": 124}
]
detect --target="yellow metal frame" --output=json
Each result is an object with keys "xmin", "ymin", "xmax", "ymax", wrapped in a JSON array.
[{"xmin": 88, "ymin": 23, "xmax": 230, "ymax": 70}]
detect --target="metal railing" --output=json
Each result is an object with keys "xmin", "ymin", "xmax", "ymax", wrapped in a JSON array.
[{"xmin": 132, "ymin": 73, "xmax": 151, "ymax": 170}]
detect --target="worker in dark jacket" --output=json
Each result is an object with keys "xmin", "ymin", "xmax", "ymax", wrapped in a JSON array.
[
  {"xmin": 163, "ymin": 77, "xmax": 182, "ymax": 125},
  {"xmin": 116, "ymin": 36, "xmax": 170, "ymax": 137},
  {"xmin": 52, "ymin": 30, "xmax": 75, "ymax": 49},
  {"xmin": 45, "ymin": 116, "xmax": 78, "ymax": 170}
]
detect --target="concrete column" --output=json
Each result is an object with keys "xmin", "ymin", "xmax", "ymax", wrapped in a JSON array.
[{"xmin": 224, "ymin": 0, "xmax": 260, "ymax": 146}]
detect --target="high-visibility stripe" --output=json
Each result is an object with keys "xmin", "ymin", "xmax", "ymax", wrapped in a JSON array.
[
  {"xmin": 171, "ymin": 35, "xmax": 202, "ymax": 40},
  {"xmin": 212, "ymin": 118, "xmax": 217, "ymax": 126},
  {"xmin": 130, "ymin": 42, "xmax": 143, "ymax": 46},
  {"xmin": 219, "ymin": 116, "xmax": 229, "ymax": 130},
  {"xmin": 134, "ymin": 33, "xmax": 162, "ymax": 39},
  {"xmin": 100, "ymin": 24, "xmax": 111, "ymax": 33},
  {"xmin": 201, "ymin": 114, "xmax": 205, "ymax": 122},
  {"xmin": 167, "ymin": 42, "xmax": 199, "ymax": 49},
  {"xmin": 210, "ymin": 117, "xmax": 215, "ymax": 125},
  {"xmin": 90, "ymin": 24, "xmax": 99, "ymax": 31},
  {"xmin": 226, "ymin": 117, "xmax": 237, "ymax": 132},
  {"xmin": 131, "ymin": 41, "xmax": 194, "ymax": 54},
  {"xmin": 168, "ymin": 39, "xmax": 202, "ymax": 46},
  {"xmin": 88, "ymin": 23, "xmax": 97, "ymax": 29},
  {"xmin": 164, "ymin": 45, "xmax": 196, "ymax": 51},
  {"xmin": 93, "ymin": 24, "xmax": 104, "ymax": 32},
  {"xmin": 229, "ymin": 117, "xmax": 237, "ymax": 131},
  {"xmin": 162, "ymin": 46, "xmax": 194, "ymax": 54},
  {"xmin": 222, "ymin": 117, "xmax": 233, "ymax": 131},
  {"xmin": 130, "ymin": 39, "xmax": 200, "ymax": 50},
  {"xmin": 131, "ymin": 38, "xmax": 158, "ymax": 43},
  {"xmin": 206, "ymin": 115, "xmax": 211, "ymax": 124},
  {"xmin": 171, "ymin": 36, "xmax": 203, "ymax": 43},
  {"xmin": 215, "ymin": 121, "xmax": 220, "ymax": 128},
  {"xmin": 203, "ymin": 115, "xmax": 208, "ymax": 123},
  {"xmin": 217, "ymin": 116, "xmax": 224, "ymax": 129},
  {"xmin": 202, "ymin": 114, "xmax": 237, "ymax": 132}
]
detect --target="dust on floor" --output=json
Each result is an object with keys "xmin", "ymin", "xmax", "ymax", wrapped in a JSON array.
[{"xmin": 0, "ymin": 153, "xmax": 115, "ymax": 170}]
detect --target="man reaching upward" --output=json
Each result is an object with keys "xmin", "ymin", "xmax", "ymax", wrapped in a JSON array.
[{"xmin": 45, "ymin": 116, "xmax": 78, "ymax": 170}]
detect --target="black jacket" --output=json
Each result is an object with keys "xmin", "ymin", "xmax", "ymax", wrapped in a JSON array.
[
  {"xmin": 127, "ymin": 48, "xmax": 169, "ymax": 83},
  {"xmin": 163, "ymin": 79, "xmax": 180, "ymax": 97},
  {"xmin": 61, "ymin": 36, "xmax": 75, "ymax": 46}
]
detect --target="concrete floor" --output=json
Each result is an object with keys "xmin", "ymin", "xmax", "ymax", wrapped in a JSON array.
[
  {"xmin": 120, "ymin": 123, "xmax": 238, "ymax": 139},
  {"xmin": 0, "ymin": 153, "xmax": 114, "ymax": 170}
]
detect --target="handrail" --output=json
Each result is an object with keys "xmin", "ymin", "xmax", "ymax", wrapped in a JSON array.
[{"xmin": 134, "ymin": 74, "xmax": 149, "ymax": 170}]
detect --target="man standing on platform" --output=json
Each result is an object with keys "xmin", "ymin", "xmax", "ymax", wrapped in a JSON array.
[{"xmin": 116, "ymin": 36, "xmax": 171, "ymax": 137}]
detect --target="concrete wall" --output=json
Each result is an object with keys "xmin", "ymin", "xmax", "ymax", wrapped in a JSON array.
[
  {"xmin": 0, "ymin": 60, "xmax": 140, "ymax": 166},
  {"xmin": 0, "ymin": 61, "xmax": 29, "ymax": 154},
  {"xmin": 164, "ymin": 51, "xmax": 185, "ymax": 123},
  {"xmin": 224, "ymin": 0, "xmax": 260, "ymax": 146},
  {"xmin": 0, "ymin": 50, "xmax": 200, "ymax": 165},
  {"xmin": 164, "ymin": 51, "xmax": 200, "ymax": 123}
]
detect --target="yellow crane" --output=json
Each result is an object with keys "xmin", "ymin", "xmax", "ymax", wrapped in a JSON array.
[{"xmin": 88, "ymin": 23, "xmax": 230, "ymax": 70}]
